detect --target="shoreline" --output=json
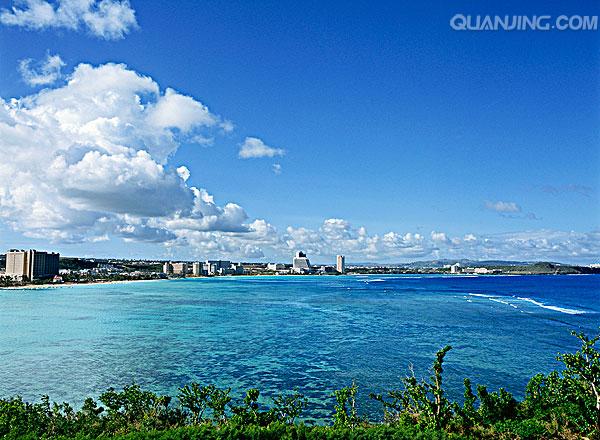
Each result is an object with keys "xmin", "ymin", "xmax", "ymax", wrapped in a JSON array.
[
  {"xmin": 2, "ymin": 271, "xmax": 594, "ymax": 290},
  {"xmin": 0, "ymin": 278, "xmax": 165, "ymax": 290}
]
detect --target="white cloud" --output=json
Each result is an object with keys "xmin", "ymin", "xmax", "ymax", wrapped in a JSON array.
[
  {"xmin": 117, "ymin": 222, "xmax": 176, "ymax": 243},
  {"xmin": 19, "ymin": 53, "xmax": 65, "ymax": 86},
  {"xmin": 281, "ymin": 219, "xmax": 433, "ymax": 261},
  {"xmin": 0, "ymin": 0, "xmax": 138, "ymax": 40},
  {"xmin": 48, "ymin": 150, "xmax": 194, "ymax": 217},
  {"xmin": 166, "ymin": 218, "xmax": 284, "ymax": 260},
  {"xmin": 81, "ymin": 0, "xmax": 137, "ymax": 39},
  {"xmin": 162, "ymin": 188, "xmax": 249, "ymax": 233},
  {"xmin": 272, "ymin": 163, "xmax": 282, "ymax": 175},
  {"xmin": 239, "ymin": 137, "xmax": 285, "ymax": 159},
  {"xmin": 176, "ymin": 166, "xmax": 190, "ymax": 182},
  {"xmin": 190, "ymin": 134, "xmax": 214, "ymax": 146},
  {"xmin": 485, "ymin": 200, "xmax": 541, "ymax": 220},
  {"xmin": 219, "ymin": 120, "xmax": 234, "ymax": 133},
  {"xmin": 430, "ymin": 231, "xmax": 449, "ymax": 243},
  {"xmin": 147, "ymin": 88, "xmax": 218, "ymax": 132},
  {"xmin": 485, "ymin": 200, "xmax": 521, "ymax": 213},
  {"xmin": 461, "ymin": 230, "xmax": 600, "ymax": 262},
  {"xmin": 0, "ymin": 62, "xmax": 244, "ymax": 244},
  {"xmin": 463, "ymin": 233, "xmax": 477, "ymax": 242}
]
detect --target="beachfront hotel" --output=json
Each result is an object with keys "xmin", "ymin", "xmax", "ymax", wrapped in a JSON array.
[
  {"xmin": 162, "ymin": 262, "xmax": 188, "ymax": 275},
  {"xmin": 292, "ymin": 251, "xmax": 311, "ymax": 273},
  {"xmin": 4, "ymin": 249, "xmax": 60, "ymax": 280}
]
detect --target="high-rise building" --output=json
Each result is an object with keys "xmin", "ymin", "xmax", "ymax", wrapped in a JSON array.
[
  {"xmin": 450, "ymin": 263, "xmax": 461, "ymax": 274},
  {"xmin": 171, "ymin": 262, "xmax": 188, "ymax": 275},
  {"xmin": 292, "ymin": 251, "xmax": 311, "ymax": 273},
  {"xmin": 204, "ymin": 260, "xmax": 232, "ymax": 275},
  {"xmin": 162, "ymin": 262, "xmax": 173, "ymax": 274},
  {"xmin": 336, "ymin": 255, "xmax": 345, "ymax": 274},
  {"xmin": 192, "ymin": 262, "xmax": 205, "ymax": 276},
  {"xmin": 232, "ymin": 263, "xmax": 245, "ymax": 275},
  {"xmin": 5, "ymin": 249, "xmax": 59, "ymax": 280}
]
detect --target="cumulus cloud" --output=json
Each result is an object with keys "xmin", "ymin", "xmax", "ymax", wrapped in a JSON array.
[
  {"xmin": 239, "ymin": 137, "xmax": 285, "ymax": 159},
  {"xmin": 166, "ymin": 218, "xmax": 284, "ymax": 259},
  {"xmin": 272, "ymin": 163, "xmax": 282, "ymax": 175},
  {"xmin": 19, "ymin": 53, "xmax": 65, "ymax": 86},
  {"xmin": 176, "ymin": 166, "xmax": 190, "ymax": 182},
  {"xmin": 162, "ymin": 188, "xmax": 249, "ymax": 233},
  {"xmin": 463, "ymin": 233, "xmax": 477, "ymax": 242},
  {"xmin": 147, "ymin": 88, "xmax": 218, "ymax": 132},
  {"xmin": 0, "ymin": 0, "xmax": 138, "ymax": 40},
  {"xmin": 0, "ymin": 62, "xmax": 245, "ymax": 244},
  {"xmin": 281, "ymin": 219, "xmax": 433, "ymax": 261},
  {"xmin": 430, "ymin": 231, "xmax": 449, "ymax": 244}
]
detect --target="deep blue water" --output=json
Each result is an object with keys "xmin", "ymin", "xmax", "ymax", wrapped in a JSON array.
[{"xmin": 0, "ymin": 274, "xmax": 598, "ymax": 421}]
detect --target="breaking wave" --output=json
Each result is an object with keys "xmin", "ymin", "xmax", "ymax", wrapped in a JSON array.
[
  {"xmin": 467, "ymin": 293, "xmax": 587, "ymax": 315},
  {"xmin": 516, "ymin": 297, "xmax": 587, "ymax": 315}
]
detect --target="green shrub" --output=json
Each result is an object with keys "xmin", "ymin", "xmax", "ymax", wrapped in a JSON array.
[
  {"xmin": 370, "ymin": 346, "xmax": 453, "ymax": 430},
  {"xmin": 493, "ymin": 418, "xmax": 547, "ymax": 440},
  {"xmin": 332, "ymin": 381, "xmax": 361, "ymax": 429},
  {"xmin": 522, "ymin": 330, "xmax": 600, "ymax": 435}
]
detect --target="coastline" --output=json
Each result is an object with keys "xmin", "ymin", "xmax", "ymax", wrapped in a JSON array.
[
  {"xmin": 0, "ymin": 278, "xmax": 165, "ymax": 290},
  {"xmin": 2, "ymin": 271, "xmax": 595, "ymax": 291}
]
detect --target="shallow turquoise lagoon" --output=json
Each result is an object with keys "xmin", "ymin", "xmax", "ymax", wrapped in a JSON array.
[{"xmin": 1, "ymin": 274, "xmax": 598, "ymax": 421}]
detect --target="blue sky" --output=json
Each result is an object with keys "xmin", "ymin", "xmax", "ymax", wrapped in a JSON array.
[{"xmin": 0, "ymin": 0, "xmax": 598, "ymax": 263}]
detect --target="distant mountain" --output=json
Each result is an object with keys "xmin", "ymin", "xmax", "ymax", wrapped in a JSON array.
[
  {"xmin": 349, "ymin": 259, "xmax": 549, "ymax": 268},
  {"xmin": 402, "ymin": 259, "xmax": 534, "ymax": 268}
]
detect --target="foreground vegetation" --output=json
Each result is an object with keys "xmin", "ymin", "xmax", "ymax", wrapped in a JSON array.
[{"xmin": 1, "ymin": 330, "xmax": 598, "ymax": 439}]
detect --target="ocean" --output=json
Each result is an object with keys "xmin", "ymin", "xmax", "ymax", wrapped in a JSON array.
[{"xmin": 0, "ymin": 274, "xmax": 598, "ymax": 421}]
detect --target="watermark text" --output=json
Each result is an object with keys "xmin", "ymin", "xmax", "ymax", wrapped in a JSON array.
[{"xmin": 450, "ymin": 14, "xmax": 598, "ymax": 31}]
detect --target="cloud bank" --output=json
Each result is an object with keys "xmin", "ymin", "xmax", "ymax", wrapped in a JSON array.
[
  {"xmin": 165, "ymin": 217, "xmax": 600, "ymax": 263},
  {"xmin": 0, "ymin": 0, "xmax": 138, "ymax": 40}
]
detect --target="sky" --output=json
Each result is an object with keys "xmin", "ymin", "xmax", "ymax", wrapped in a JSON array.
[{"xmin": 0, "ymin": 0, "xmax": 599, "ymax": 264}]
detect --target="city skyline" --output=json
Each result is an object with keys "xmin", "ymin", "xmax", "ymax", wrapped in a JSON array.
[{"xmin": 0, "ymin": 0, "xmax": 598, "ymax": 263}]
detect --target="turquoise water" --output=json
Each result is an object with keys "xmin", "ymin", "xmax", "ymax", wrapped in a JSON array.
[{"xmin": 0, "ymin": 274, "xmax": 598, "ymax": 421}]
